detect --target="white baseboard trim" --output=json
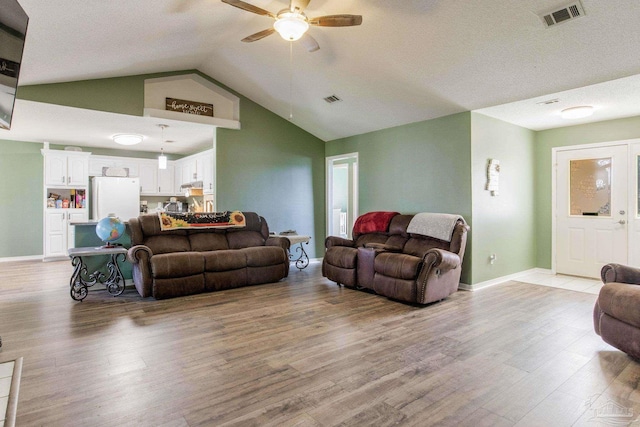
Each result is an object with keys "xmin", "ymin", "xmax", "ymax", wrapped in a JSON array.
[
  {"xmin": 460, "ymin": 268, "xmax": 544, "ymax": 291},
  {"xmin": 0, "ymin": 255, "xmax": 43, "ymax": 263},
  {"xmin": 289, "ymin": 258, "xmax": 323, "ymax": 264},
  {"xmin": 458, "ymin": 282, "xmax": 471, "ymax": 291}
]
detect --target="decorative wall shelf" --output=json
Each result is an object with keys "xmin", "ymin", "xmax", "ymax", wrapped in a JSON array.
[{"xmin": 144, "ymin": 74, "xmax": 241, "ymax": 130}]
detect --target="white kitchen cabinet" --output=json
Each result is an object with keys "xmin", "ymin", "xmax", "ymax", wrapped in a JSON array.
[
  {"xmin": 88, "ymin": 157, "xmax": 114, "ymax": 176},
  {"xmin": 139, "ymin": 160, "xmax": 175, "ymax": 195},
  {"xmin": 158, "ymin": 164, "xmax": 175, "ymax": 195},
  {"xmin": 138, "ymin": 161, "xmax": 158, "ymax": 195},
  {"xmin": 89, "ymin": 156, "xmax": 140, "ymax": 177},
  {"xmin": 181, "ymin": 158, "xmax": 197, "ymax": 184},
  {"xmin": 44, "ymin": 209, "xmax": 88, "ymax": 259},
  {"xmin": 42, "ymin": 149, "xmax": 91, "ymax": 261},
  {"xmin": 43, "ymin": 150, "xmax": 90, "ymax": 187},
  {"xmin": 175, "ymin": 149, "xmax": 214, "ymax": 193},
  {"xmin": 201, "ymin": 151, "xmax": 214, "ymax": 194},
  {"xmin": 174, "ymin": 163, "xmax": 183, "ymax": 195},
  {"xmin": 45, "ymin": 210, "xmax": 66, "ymax": 258}
]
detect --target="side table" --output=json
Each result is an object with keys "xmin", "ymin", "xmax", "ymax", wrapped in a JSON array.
[
  {"xmin": 278, "ymin": 235, "xmax": 311, "ymax": 270},
  {"xmin": 68, "ymin": 246, "xmax": 128, "ymax": 301}
]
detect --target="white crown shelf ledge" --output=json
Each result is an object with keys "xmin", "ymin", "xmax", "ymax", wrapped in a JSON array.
[{"xmin": 142, "ymin": 108, "xmax": 241, "ymax": 130}]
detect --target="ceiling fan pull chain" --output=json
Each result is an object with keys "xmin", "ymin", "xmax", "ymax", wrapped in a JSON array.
[{"xmin": 289, "ymin": 41, "xmax": 294, "ymax": 120}]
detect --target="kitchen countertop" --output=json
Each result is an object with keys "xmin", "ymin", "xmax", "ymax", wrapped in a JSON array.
[{"xmin": 70, "ymin": 220, "xmax": 133, "ymax": 226}]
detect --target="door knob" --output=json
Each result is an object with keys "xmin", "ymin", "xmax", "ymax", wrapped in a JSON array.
[
  {"xmin": 618, "ymin": 220, "xmax": 627, "ymax": 225},
  {"xmin": 620, "ymin": 210, "xmax": 626, "ymax": 215}
]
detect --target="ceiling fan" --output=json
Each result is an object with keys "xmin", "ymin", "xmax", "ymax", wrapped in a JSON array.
[{"xmin": 221, "ymin": 0, "xmax": 363, "ymax": 52}]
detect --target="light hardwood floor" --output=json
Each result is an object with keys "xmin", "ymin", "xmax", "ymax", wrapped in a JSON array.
[{"xmin": 0, "ymin": 260, "xmax": 639, "ymax": 426}]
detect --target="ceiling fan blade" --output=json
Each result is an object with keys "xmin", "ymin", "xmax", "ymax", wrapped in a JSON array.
[
  {"xmin": 309, "ymin": 14, "xmax": 363, "ymax": 27},
  {"xmin": 300, "ymin": 33, "xmax": 320, "ymax": 52},
  {"xmin": 241, "ymin": 28, "xmax": 276, "ymax": 42},
  {"xmin": 289, "ymin": 0, "xmax": 310, "ymax": 12},
  {"xmin": 221, "ymin": 0, "xmax": 275, "ymax": 18}
]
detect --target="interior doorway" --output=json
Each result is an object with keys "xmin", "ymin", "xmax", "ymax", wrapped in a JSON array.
[
  {"xmin": 554, "ymin": 140, "xmax": 640, "ymax": 278},
  {"xmin": 326, "ymin": 153, "xmax": 358, "ymax": 239}
]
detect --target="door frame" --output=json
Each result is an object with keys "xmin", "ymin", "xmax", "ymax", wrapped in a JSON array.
[
  {"xmin": 552, "ymin": 138, "xmax": 640, "ymax": 274},
  {"xmin": 326, "ymin": 152, "xmax": 359, "ymax": 238}
]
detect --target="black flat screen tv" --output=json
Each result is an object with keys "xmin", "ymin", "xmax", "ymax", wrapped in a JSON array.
[{"xmin": 0, "ymin": 0, "xmax": 28, "ymax": 130}]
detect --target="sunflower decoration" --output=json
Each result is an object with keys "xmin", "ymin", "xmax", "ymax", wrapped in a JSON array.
[
  {"xmin": 159, "ymin": 213, "xmax": 190, "ymax": 230},
  {"xmin": 228, "ymin": 211, "xmax": 246, "ymax": 227}
]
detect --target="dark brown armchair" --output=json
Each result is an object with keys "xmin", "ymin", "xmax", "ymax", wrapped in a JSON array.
[{"xmin": 594, "ymin": 263, "xmax": 640, "ymax": 359}]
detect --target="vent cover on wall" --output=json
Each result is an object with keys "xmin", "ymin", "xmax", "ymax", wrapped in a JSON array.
[{"xmin": 540, "ymin": 2, "xmax": 585, "ymax": 27}]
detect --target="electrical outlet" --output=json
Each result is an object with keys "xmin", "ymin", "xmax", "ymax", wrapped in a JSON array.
[{"xmin": 489, "ymin": 254, "xmax": 497, "ymax": 265}]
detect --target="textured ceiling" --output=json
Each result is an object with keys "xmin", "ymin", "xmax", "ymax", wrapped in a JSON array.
[{"xmin": 2, "ymin": 0, "xmax": 640, "ymax": 151}]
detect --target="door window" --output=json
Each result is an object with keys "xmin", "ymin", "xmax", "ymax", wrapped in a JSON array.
[{"xmin": 569, "ymin": 158, "xmax": 611, "ymax": 216}]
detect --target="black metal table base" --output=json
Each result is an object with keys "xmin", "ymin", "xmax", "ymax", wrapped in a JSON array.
[
  {"xmin": 291, "ymin": 242, "xmax": 310, "ymax": 270},
  {"xmin": 69, "ymin": 252, "xmax": 126, "ymax": 301}
]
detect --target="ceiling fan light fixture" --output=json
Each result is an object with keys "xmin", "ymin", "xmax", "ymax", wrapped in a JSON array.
[
  {"xmin": 561, "ymin": 105, "xmax": 594, "ymax": 119},
  {"xmin": 274, "ymin": 12, "xmax": 309, "ymax": 41},
  {"xmin": 112, "ymin": 134, "xmax": 143, "ymax": 145}
]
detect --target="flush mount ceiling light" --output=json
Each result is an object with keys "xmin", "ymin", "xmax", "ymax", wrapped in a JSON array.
[
  {"xmin": 561, "ymin": 106, "xmax": 594, "ymax": 119},
  {"xmin": 112, "ymin": 134, "xmax": 143, "ymax": 146},
  {"xmin": 273, "ymin": 11, "xmax": 309, "ymax": 41}
]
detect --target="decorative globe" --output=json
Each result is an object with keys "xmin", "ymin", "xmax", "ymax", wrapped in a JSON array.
[{"xmin": 96, "ymin": 214, "xmax": 125, "ymax": 246}]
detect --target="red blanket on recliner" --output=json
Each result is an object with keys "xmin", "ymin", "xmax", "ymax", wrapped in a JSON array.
[{"xmin": 353, "ymin": 211, "xmax": 400, "ymax": 237}]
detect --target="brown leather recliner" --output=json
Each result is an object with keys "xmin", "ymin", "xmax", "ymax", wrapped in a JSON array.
[
  {"xmin": 594, "ymin": 263, "xmax": 640, "ymax": 359},
  {"xmin": 322, "ymin": 212, "xmax": 469, "ymax": 304}
]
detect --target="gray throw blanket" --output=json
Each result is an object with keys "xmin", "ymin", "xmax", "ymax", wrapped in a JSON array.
[{"xmin": 407, "ymin": 213, "xmax": 465, "ymax": 242}]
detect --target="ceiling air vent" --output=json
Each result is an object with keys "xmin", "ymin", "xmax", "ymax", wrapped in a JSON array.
[
  {"xmin": 536, "ymin": 98, "xmax": 560, "ymax": 105},
  {"xmin": 323, "ymin": 95, "xmax": 342, "ymax": 104},
  {"xmin": 540, "ymin": 2, "xmax": 585, "ymax": 27}
]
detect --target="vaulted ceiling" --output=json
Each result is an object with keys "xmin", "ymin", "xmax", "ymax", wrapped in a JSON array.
[{"xmin": 5, "ymin": 0, "xmax": 640, "ymax": 149}]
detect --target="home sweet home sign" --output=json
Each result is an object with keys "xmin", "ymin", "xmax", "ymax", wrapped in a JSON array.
[{"xmin": 165, "ymin": 97, "xmax": 214, "ymax": 117}]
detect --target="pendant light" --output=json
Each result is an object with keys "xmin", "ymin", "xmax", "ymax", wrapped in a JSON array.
[{"xmin": 158, "ymin": 124, "xmax": 168, "ymax": 169}]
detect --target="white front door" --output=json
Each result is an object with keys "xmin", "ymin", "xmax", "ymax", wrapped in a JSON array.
[
  {"xmin": 628, "ymin": 144, "xmax": 640, "ymax": 268},
  {"xmin": 556, "ymin": 145, "xmax": 628, "ymax": 278}
]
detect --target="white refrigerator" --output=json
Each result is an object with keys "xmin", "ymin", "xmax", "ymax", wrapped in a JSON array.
[{"xmin": 91, "ymin": 177, "xmax": 141, "ymax": 221}]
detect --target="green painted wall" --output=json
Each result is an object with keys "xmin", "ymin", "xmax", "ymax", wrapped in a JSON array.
[
  {"xmin": 534, "ymin": 115, "xmax": 640, "ymax": 268},
  {"xmin": 471, "ymin": 113, "xmax": 536, "ymax": 283},
  {"xmin": 2, "ymin": 69, "xmax": 325, "ymax": 259},
  {"xmin": 217, "ymin": 100, "xmax": 325, "ymax": 258},
  {"xmin": 0, "ymin": 139, "xmax": 43, "ymax": 257},
  {"xmin": 326, "ymin": 112, "xmax": 473, "ymax": 284},
  {"xmin": 19, "ymin": 73, "xmax": 163, "ymax": 117}
]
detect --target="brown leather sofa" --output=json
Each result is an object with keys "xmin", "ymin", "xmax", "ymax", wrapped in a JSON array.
[
  {"xmin": 594, "ymin": 263, "xmax": 640, "ymax": 359},
  {"xmin": 127, "ymin": 212, "xmax": 290, "ymax": 299},
  {"xmin": 322, "ymin": 212, "xmax": 469, "ymax": 304}
]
